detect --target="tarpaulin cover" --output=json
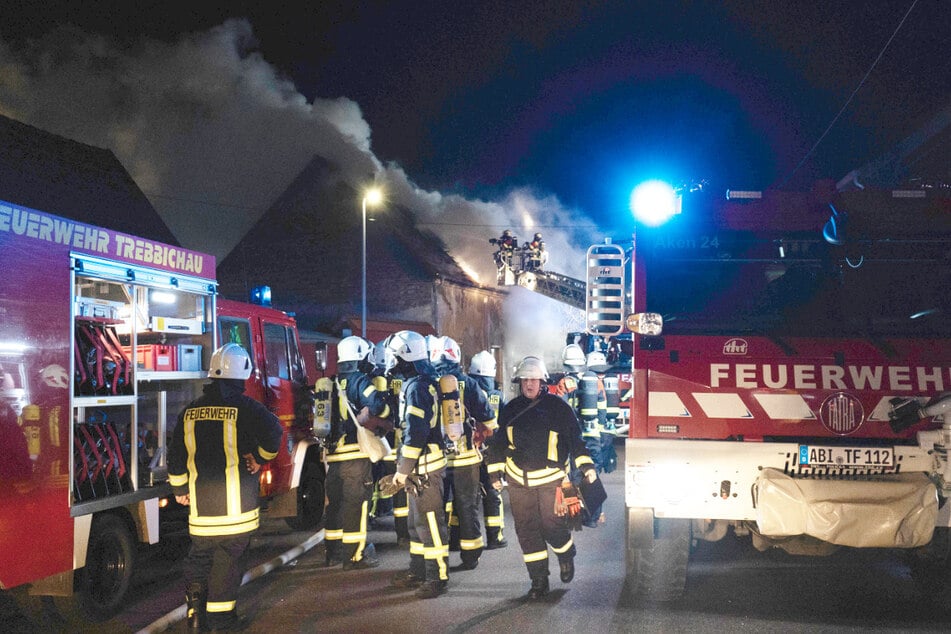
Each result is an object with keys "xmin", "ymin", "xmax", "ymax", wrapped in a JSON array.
[{"xmin": 754, "ymin": 468, "xmax": 937, "ymax": 548}]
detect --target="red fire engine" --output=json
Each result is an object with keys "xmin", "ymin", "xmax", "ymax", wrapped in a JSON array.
[
  {"xmin": 0, "ymin": 200, "xmax": 325, "ymax": 623},
  {"xmin": 614, "ymin": 183, "xmax": 951, "ymax": 601}
]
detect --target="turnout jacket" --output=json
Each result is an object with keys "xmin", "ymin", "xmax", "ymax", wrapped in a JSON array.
[
  {"xmin": 396, "ymin": 373, "xmax": 447, "ymax": 476},
  {"xmin": 168, "ymin": 380, "xmax": 283, "ymax": 537},
  {"xmin": 327, "ymin": 370, "xmax": 392, "ymax": 463},
  {"xmin": 487, "ymin": 392, "xmax": 594, "ymax": 487}
]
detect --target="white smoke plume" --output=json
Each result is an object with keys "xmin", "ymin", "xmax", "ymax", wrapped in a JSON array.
[{"xmin": 0, "ymin": 18, "xmax": 602, "ymax": 363}]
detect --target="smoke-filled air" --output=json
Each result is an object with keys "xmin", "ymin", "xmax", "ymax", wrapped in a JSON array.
[{"xmin": 0, "ymin": 18, "xmax": 600, "ymax": 372}]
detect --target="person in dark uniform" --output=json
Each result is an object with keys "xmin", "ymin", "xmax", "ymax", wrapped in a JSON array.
[
  {"xmin": 386, "ymin": 330, "xmax": 451, "ymax": 599},
  {"xmin": 168, "ymin": 343, "xmax": 283, "ymax": 631},
  {"xmin": 434, "ymin": 336, "xmax": 496, "ymax": 571},
  {"xmin": 468, "ymin": 350, "xmax": 507, "ymax": 550},
  {"xmin": 486, "ymin": 355, "xmax": 598, "ymax": 600},
  {"xmin": 324, "ymin": 335, "xmax": 392, "ymax": 569}
]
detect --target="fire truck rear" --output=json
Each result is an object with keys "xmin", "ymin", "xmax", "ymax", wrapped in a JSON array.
[
  {"xmin": 0, "ymin": 201, "xmax": 324, "ymax": 624},
  {"xmin": 616, "ymin": 184, "xmax": 951, "ymax": 601}
]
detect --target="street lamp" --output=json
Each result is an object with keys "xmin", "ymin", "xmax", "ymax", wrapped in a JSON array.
[{"xmin": 361, "ymin": 187, "xmax": 383, "ymax": 339}]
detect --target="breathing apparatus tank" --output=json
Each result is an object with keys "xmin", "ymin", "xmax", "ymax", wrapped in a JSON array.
[
  {"xmin": 438, "ymin": 373, "xmax": 465, "ymax": 449},
  {"xmin": 312, "ymin": 377, "xmax": 333, "ymax": 439}
]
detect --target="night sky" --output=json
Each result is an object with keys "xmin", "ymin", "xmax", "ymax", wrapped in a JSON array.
[{"xmin": 0, "ymin": 1, "xmax": 947, "ymax": 280}]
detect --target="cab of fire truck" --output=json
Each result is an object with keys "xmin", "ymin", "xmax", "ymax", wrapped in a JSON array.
[
  {"xmin": 216, "ymin": 290, "xmax": 325, "ymax": 531},
  {"xmin": 619, "ymin": 181, "xmax": 951, "ymax": 602}
]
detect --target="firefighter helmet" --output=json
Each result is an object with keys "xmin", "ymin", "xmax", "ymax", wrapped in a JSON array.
[
  {"xmin": 441, "ymin": 336, "xmax": 462, "ymax": 366},
  {"xmin": 386, "ymin": 330, "xmax": 428, "ymax": 363},
  {"xmin": 425, "ymin": 334, "xmax": 443, "ymax": 364},
  {"xmin": 208, "ymin": 343, "xmax": 252, "ymax": 380},
  {"xmin": 369, "ymin": 340, "xmax": 394, "ymax": 371},
  {"xmin": 468, "ymin": 350, "xmax": 496, "ymax": 377},
  {"xmin": 586, "ymin": 351, "xmax": 609, "ymax": 372},
  {"xmin": 513, "ymin": 356, "xmax": 548, "ymax": 381},
  {"xmin": 533, "ymin": 232, "xmax": 542, "ymax": 241},
  {"xmin": 562, "ymin": 344, "xmax": 586, "ymax": 370},
  {"xmin": 338, "ymin": 335, "xmax": 372, "ymax": 363},
  {"xmin": 503, "ymin": 229, "xmax": 512, "ymax": 238}
]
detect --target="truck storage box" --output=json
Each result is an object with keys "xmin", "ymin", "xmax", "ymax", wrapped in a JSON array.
[
  {"xmin": 149, "ymin": 316, "xmax": 204, "ymax": 334},
  {"xmin": 123, "ymin": 344, "xmax": 177, "ymax": 371},
  {"xmin": 177, "ymin": 345, "xmax": 203, "ymax": 372}
]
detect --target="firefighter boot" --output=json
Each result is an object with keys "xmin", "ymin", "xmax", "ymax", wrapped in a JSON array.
[
  {"xmin": 559, "ymin": 555, "xmax": 575, "ymax": 583},
  {"xmin": 185, "ymin": 582, "xmax": 207, "ymax": 631},
  {"xmin": 526, "ymin": 576, "xmax": 549, "ymax": 600}
]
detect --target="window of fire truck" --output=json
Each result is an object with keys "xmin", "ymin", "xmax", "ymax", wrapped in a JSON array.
[{"xmin": 642, "ymin": 232, "xmax": 948, "ymax": 338}]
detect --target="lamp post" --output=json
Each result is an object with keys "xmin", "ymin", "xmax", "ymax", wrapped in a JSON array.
[{"xmin": 361, "ymin": 187, "xmax": 383, "ymax": 339}]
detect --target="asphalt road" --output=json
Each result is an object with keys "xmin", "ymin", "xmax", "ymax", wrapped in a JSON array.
[{"xmin": 4, "ymin": 441, "xmax": 951, "ymax": 633}]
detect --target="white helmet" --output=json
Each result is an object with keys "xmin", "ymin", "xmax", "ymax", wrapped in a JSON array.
[
  {"xmin": 386, "ymin": 330, "xmax": 429, "ymax": 363},
  {"xmin": 369, "ymin": 340, "xmax": 394, "ymax": 370},
  {"xmin": 586, "ymin": 351, "xmax": 609, "ymax": 372},
  {"xmin": 209, "ymin": 343, "xmax": 252, "ymax": 380},
  {"xmin": 468, "ymin": 350, "xmax": 496, "ymax": 377},
  {"xmin": 562, "ymin": 344, "xmax": 586, "ymax": 369},
  {"xmin": 513, "ymin": 356, "xmax": 548, "ymax": 380},
  {"xmin": 425, "ymin": 334, "xmax": 444, "ymax": 364},
  {"xmin": 441, "ymin": 336, "xmax": 462, "ymax": 366},
  {"xmin": 338, "ymin": 335, "xmax": 372, "ymax": 363}
]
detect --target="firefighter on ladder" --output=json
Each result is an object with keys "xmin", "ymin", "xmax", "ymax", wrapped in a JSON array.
[
  {"xmin": 468, "ymin": 350, "xmax": 507, "ymax": 550},
  {"xmin": 168, "ymin": 343, "xmax": 283, "ymax": 631},
  {"xmin": 323, "ymin": 336, "xmax": 392, "ymax": 570},
  {"xmin": 386, "ymin": 330, "xmax": 451, "ymax": 599},
  {"xmin": 486, "ymin": 355, "xmax": 598, "ymax": 600},
  {"xmin": 433, "ymin": 336, "xmax": 497, "ymax": 571}
]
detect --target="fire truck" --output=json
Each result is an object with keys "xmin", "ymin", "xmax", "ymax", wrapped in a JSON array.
[
  {"xmin": 611, "ymin": 183, "xmax": 951, "ymax": 602},
  {"xmin": 0, "ymin": 200, "xmax": 325, "ymax": 623}
]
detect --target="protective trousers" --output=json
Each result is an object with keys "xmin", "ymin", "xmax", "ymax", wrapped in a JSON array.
[
  {"xmin": 508, "ymin": 480, "xmax": 575, "ymax": 581},
  {"xmin": 480, "ymin": 463, "xmax": 505, "ymax": 545},
  {"xmin": 446, "ymin": 462, "xmax": 484, "ymax": 565},
  {"xmin": 325, "ymin": 458, "xmax": 373, "ymax": 562},
  {"xmin": 183, "ymin": 533, "xmax": 251, "ymax": 625},
  {"xmin": 407, "ymin": 468, "xmax": 449, "ymax": 582}
]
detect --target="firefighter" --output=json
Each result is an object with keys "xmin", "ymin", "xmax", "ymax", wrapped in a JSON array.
[
  {"xmin": 490, "ymin": 229, "xmax": 519, "ymax": 270},
  {"xmin": 168, "ymin": 343, "xmax": 283, "ymax": 631},
  {"xmin": 468, "ymin": 350, "xmax": 507, "ymax": 550},
  {"xmin": 580, "ymin": 350, "xmax": 609, "ymax": 527},
  {"xmin": 367, "ymin": 340, "xmax": 409, "ymax": 545},
  {"xmin": 486, "ymin": 355, "xmax": 597, "ymax": 600},
  {"xmin": 525, "ymin": 232, "xmax": 547, "ymax": 270},
  {"xmin": 434, "ymin": 336, "xmax": 496, "ymax": 571},
  {"xmin": 549, "ymin": 343, "xmax": 584, "ymax": 408},
  {"xmin": 386, "ymin": 330, "xmax": 451, "ymax": 599},
  {"xmin": 323, "ymin": 335, "xmax": 392, "ymax": 570}
]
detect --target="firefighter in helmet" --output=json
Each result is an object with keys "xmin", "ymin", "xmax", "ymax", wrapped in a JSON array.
[
  {"xmin": 549, "ymin": 343, "xmax": 585, "ymax": 409},
  {"xmin": 579, "ymin": 350, "xmax": 609, "ymax": 527},
  {"xmin": 323, "ymin": 335, "xmax": 392, "ymax": 570},
  {"xmin": 168, "ymin": 343, "xmax": 283, "ymax": 631},
  {"xmin": 525, "ymin": 232, "xmax": 547, "ymax": 270},
  {"xmin": 433, "ymin": 336, "xmax": 496, "ymax": 571},
  {"xmin": 486, "ymin": 355, "xmax": 597, "ymax": 600},
  {"xmin": 386, "ymin": 330, "xmax": 451, "ymax": 599},
  {"xmin": 468, "ymin": 350, "xmax": 507, "ymax": 550}
]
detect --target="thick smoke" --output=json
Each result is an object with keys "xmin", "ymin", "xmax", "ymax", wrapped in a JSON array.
[{"xmin": 0, "ymin": 19, "xmax": 602, "ymax": 366}]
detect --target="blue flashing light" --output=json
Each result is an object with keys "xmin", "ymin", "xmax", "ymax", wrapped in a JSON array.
[
  {"xmin": 250, "ymin": 285, "xmax": 272, "ymax": 306},
  {"xmin": 630, "ymin": 180, "xmax": 681, "ymax": 226}
]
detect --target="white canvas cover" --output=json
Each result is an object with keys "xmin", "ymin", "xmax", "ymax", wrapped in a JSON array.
[{"xmin": 754, "ymin": 468, "xmax": 937, "ymax": 548}]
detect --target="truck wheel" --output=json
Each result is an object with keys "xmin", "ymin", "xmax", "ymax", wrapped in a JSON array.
[
  {"xmin": 625, "ymin": 509, "xmax": 690, "ymax": 603},
  {"xmin": 285, "ymin": 457, "xmax": 325, "ymax": 531},
  {"xmin": 69, "ymin": 513, "xmax": 137, "ymax": 621}
]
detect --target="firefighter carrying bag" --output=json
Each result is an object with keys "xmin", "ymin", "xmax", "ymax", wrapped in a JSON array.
[{"xmin": 336, "ymin": 378, "xmax": 391, "ymax": 463}]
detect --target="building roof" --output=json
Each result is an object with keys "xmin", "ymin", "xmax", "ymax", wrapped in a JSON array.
[{"xmin": 0, "ymin": 114, "xmax": 179, "ymax": 245}]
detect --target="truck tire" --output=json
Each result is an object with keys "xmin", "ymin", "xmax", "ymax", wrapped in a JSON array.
[
  {"xmin": 285, "ymin": 456, "xmax": 325, "ymax": 531},
  {"xmin": 44, "ymin": 513, "xmax": 137, "ymax": 625},
  {"xmin": 625, "ymin": 509, "xmax": 690, "ymax": 603}
]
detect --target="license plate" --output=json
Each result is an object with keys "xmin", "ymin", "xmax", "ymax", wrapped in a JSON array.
[{"xmin": 798, "ymin": 445, "xmax": 894, "ymax": 468}]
